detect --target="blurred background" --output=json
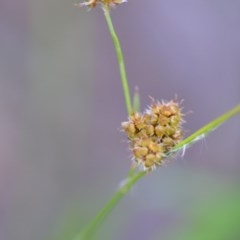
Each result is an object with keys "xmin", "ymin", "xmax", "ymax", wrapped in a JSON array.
[{"xmin": 0, "ymin": 0, "xmax": 240, "ymax": 239}]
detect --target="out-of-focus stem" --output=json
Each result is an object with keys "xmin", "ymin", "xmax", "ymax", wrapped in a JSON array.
[{"xmin": 74, "ymin": 171, "xmax": 146, "ymax": 240}]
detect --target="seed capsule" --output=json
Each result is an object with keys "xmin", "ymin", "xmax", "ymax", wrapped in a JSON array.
[
  {"xmin": 165, "ymin": 125, "xmax": 175, "ymax": 136},
  {"xmin": 131, "ymin": 113, "xmax": 145, "ymax": 130},
  {"xmin": 170, "ymin": 115, "xmax": 180, "ymax": 126},
  {"xmin": 145, "ymin": 154, "xmax": 156, "ymax": 168},
  {"xmin": 149, "ymin": 142, "xmax": 163, "ymax": 153},
  {"xmin": 137, "ymin": 138, "xmax": 151, "ymax": 148},
  {"xmin": 173, "ymin": 129, "xmax": 182, "ymax": 140},
  {"xmin": 122, "ymin": 122, "xmax": 136, "ymax": 134},
  {"xmin": 169, "ymin": 103, "xmax": 179, "ymax": 115},
  {"xmin": 145, "ymin": 125, "xmax": 155, "ymax": 136},
  {"xmin": 144, "ymin": 114, "xmax": 158, "ymax": 125},
  {"xmin": 155, "ymin": 125, "xmax": 165, "ymax": 138},
  {"xmin": 158, "ymin": 115, "xmax": 169, "ymax": 126},
  {"xmin": 162, "ymin": 137, "xmax": 174, "ymax": 148},
  {"xmin": 161, "ymin": 105, "xmax": 173, "ymax": 117},
  {"xmin": 155, "ymin": 153, "xmax": 163, "ymax": 163},
  {"xmin": 133, "ymin": 147, "xmax": 148, "ymax": 159}
]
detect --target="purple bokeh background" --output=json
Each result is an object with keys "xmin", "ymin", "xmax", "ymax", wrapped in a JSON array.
[{"xmin": 0, "ymin": 0, "xmax": 239, "ymax": 239}]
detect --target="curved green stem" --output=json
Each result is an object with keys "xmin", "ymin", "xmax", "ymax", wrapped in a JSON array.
[
  {"xmin": 103, "ymin": 6, "xmax": 133, "ymax": 115},
  {"xmin": 73, "ymin": 171, "xmax": 146, "ymax": 240},
  {"xmin": 171, "ymin": 104, "xmax": 240, "ymax": 153},
  {"xmin": 73, "ymin": 104, "xmax": 240, "ymax": 240}
]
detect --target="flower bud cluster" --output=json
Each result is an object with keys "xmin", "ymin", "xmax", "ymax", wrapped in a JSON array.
[
  {"xmin": 77, "ymin": 0, "xmax": 126, "ymax": 8},
  {"xmin": 122, "ymin": 99, "xmax": 184, "ymax": 171}
]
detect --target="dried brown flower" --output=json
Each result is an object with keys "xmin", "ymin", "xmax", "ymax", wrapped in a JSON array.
[{"xmin": 76, "ymin": 0, "xmax": 126, "ymax": 8}]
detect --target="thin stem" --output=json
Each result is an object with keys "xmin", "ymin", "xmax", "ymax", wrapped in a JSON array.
[
  {"xmin": 133, "ymin": 86, "xmax": 140, "ymax": 113},
  {"xmin": 73, "ymin": 104, "xmax": 240, "ymax": 240},
  {"xmin": 73, "ymin": 171, "xmax": 146, "ymax": 240},
  {"xmin": 103, "ymin": 6, "xmax": 133, "ymax": 115},
  {"xmin": 171, "ymin": 104, "xmax": 240, "ymax": 152}
]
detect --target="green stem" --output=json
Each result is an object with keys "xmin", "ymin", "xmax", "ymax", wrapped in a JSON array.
[
  {"xmin": 103, "ymin": 6, "xmax": 133, "ymax": 115},
  {"xmin": 73, "ymin": 104, "xmax": 240, "ymax": 240},
  {"xmin": 73, "ymin": 171, "xmax": 146, "ymax": 240},
  {"xmin": 172, "ymin": 104, "xmax": 240, "ymax": 152}
]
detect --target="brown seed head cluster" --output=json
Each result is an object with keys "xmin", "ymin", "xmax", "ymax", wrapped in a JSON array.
[
  {"xmin": 122, "ymin": 99, "xmax": 184, "ymax": 171},
  {"xmin": 76, "ymin": 0, "xmax": 126, "ymax": 8}
]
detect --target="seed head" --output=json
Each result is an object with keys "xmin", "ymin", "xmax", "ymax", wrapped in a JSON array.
[
  {"xmin": 122, "ymin": 98, "xmax": 184, "ymax": 171},
  {"xmin": 76, "ymin": 0, "xmax": 127, "ymax": 9}
]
